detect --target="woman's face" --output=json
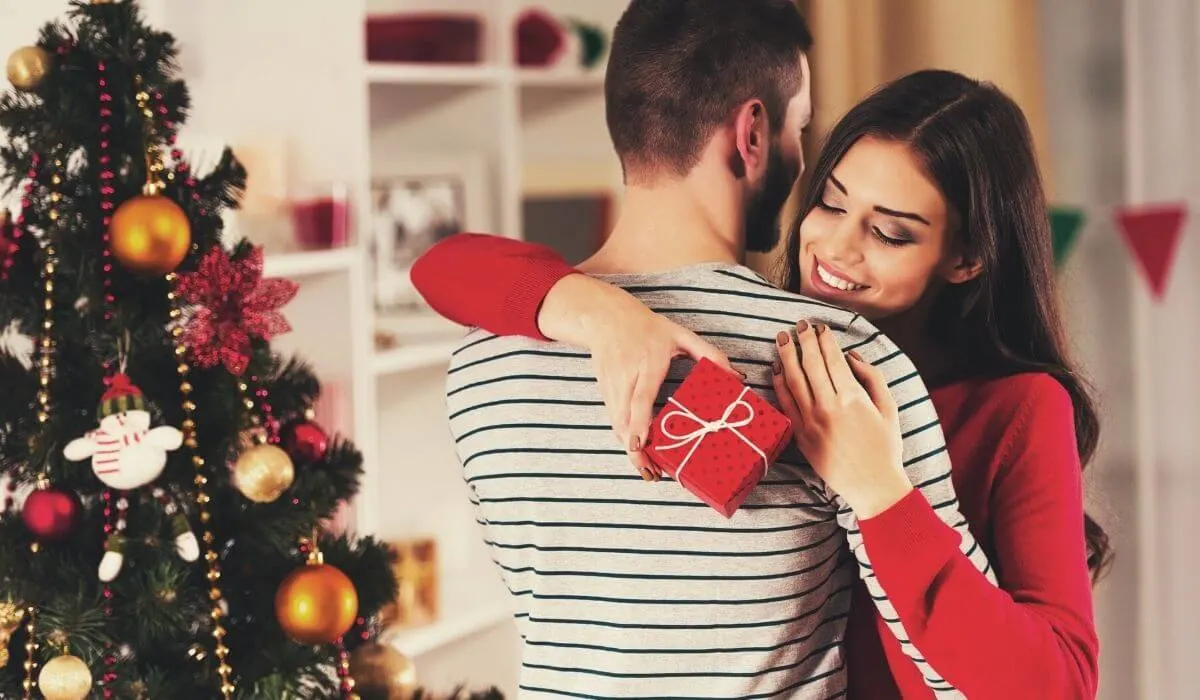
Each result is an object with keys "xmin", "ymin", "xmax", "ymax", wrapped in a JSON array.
[{"xmin": 797, "ymin": 137, "xmax": 964, "ymax": 321}]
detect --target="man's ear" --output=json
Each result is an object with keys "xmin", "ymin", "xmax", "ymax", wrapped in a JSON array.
[
  {"xmin": 733, "ymin": 99, "xmax": 768, "ymax": 178},
  {"xmin": 940, "ymin": 255, "xmax": 984, "ymax": 284}
]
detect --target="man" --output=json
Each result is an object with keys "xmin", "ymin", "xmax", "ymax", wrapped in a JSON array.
[{"xmin": 441, "ymin": 1, "xmax": 992, "ymax": 696}]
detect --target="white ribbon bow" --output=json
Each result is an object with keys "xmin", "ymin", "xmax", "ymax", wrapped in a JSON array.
[{"xmin": 653, "ymin": 386, "xmax": 769, "ymax": 480}]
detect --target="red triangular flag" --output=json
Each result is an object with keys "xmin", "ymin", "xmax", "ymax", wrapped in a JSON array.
[{"xmin": 1115, "ymin": 203, "xmax": 1187, "ymax": 300}]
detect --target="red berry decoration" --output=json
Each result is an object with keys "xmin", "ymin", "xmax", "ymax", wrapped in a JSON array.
[
  {"xmin": 285, "ymin": 420, "xmax": 329, "ymax": 463},
  {"xmin": 21, "ymin": 483, "xmax": 81, "ymax": 540}
]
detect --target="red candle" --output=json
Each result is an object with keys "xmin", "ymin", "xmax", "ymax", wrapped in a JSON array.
[{"xmin": 291, "ymin": 195, "xmax": 350, "ymax": 249}]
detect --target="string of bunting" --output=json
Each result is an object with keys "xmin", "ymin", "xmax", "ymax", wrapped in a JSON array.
[{"xmin": 1050, "ymin": 201, "xmax": 1189, "ymax": 301}]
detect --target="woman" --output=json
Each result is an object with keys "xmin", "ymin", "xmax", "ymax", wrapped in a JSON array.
[{"xmin": 412, "ymin": 70, "xmax": 1107, "ymax": 699}]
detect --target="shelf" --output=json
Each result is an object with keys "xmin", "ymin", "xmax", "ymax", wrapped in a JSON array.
[
  {"xmin": 383, "ymin": 579, "xmax": 513, "ymax": 658},
  {"xmin": 366, "ymin": 62, "xmax": 506, "ymax": 87},
  {"xmin": 372, "ymin": 340, "xmax": 462, "ymax": 376},
  {"xmin": 263, "ymin": 248, "xmax": 357, "ymax": 278},
  {"xmin": 364, "ymin": 64, "xmax": 606, "ymax": 89},
  {"xmin": 517, "ymin": 68, "xmax": 605, "ymax": 89}
]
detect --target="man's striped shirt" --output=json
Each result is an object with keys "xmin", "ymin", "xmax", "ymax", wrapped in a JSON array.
[{"xmin": 445, "ymin": 263, "xmax": 995, "ymax": 699}]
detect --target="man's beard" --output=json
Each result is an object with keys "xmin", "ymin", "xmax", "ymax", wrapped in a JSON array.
[{"xmin": 744, "ymin": 144, "xmax": 798, "ymax": 254}]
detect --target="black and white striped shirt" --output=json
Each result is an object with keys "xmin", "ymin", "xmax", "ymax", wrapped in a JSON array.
[{"xmin": 445, "ymin": 263, "xmax": 995, "ymax": 699}]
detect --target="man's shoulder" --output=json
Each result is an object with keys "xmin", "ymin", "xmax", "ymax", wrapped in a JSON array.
[
  {"xmin": 448, "ymin": 329, "xmax": 557, "ymax": 364},
  {"xmin": 446, "ymin": 330, "xmax": 588, "ymax": 393},
  {"xmin": 615, "ymin": 264, "xmax": 860, "ymax": 328}
]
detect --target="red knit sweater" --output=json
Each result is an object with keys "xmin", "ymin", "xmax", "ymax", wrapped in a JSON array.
[{"xmin": 411, "ymin": 233, "xmax": 1100, "ymax": 699}]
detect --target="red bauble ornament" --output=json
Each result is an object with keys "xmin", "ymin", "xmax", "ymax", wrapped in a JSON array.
[
  {"xmin": 21, "ymin": 485, "xmax": 80, "ymax": 540},
  {"xmin": 285, "ymin": 420, "xmax": 329, "ymax": 463}
]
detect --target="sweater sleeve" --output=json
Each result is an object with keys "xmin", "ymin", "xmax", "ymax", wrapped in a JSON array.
[
  {"xmin": 831, "ymin": 315, "xmax": 996, "ymax": 698},
  {"xmin": 409, "ymin": 232, "xmax": 578, "ymax": 340},
  {"xmin": 858, "ymin": 374, "xmax": 1100, "ymax": 700}
]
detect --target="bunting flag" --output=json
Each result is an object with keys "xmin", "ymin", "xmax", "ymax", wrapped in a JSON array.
[
  {"xmin": 1115, "ymin": 203, "xmax": 1187, "ymax": 300},
  {"xmin": 1049, "ymin": 206, "xmax": 1085, "ymax": 269},
  {"xmin": 1046, "ymin": 201, "xmax": 1189, "ymax": 301}
]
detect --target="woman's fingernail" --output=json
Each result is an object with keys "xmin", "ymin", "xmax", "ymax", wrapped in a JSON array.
[
  {"xmin": 630, "ymin": 435, "xmax": 642, "ymax": 452},
  {"xmin": 772, "ymin": 360, "xmax": 782, "ymax": 375},
  {"xmin": 814, "ymin": 323, "xmax": 826, "ymax": 335},
  {"xmin": 847, "ymin": 350, "xmax": 863, "ymax": 362},
  {"xmin": 638, "ymin": 467, "xmax": 653, "ymax": 481},
  {"xmin": 796, "ymin": 320, "xmax": 809, "ymax": 334},
  {"xmin": 776, "ymin": 330, "xmax": 790, "ymax": 346}
]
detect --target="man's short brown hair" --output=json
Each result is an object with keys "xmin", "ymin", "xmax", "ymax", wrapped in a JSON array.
[{"xmin": 605, "ymin": 0, "xmax": 813, "ymax": 179}]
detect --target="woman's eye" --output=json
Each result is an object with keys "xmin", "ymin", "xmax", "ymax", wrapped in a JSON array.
[
  {"xmin": 815, "ymin": 197, "xmax": 845, "ymax": 214},
  {"xmin": 872, "ymin": 227, "xmax": 913, "ymax": 247}
]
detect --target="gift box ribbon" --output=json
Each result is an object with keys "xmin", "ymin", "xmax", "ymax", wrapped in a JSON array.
[{"xmin": 654, "ymin": 386, "xmax": 769, "ymax": 480}]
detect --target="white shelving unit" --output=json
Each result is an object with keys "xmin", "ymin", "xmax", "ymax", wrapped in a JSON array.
[
  {"xmin": 365, "ymin": 62, "xmax": 506, "ymax": 87},
  {"xmin": 372, "ymin": 339, "xmax": 463, "ymax": 376},
  {"xmin": 142, "ymin": 0, "xmax": 625, "ymax": 690},
  {"xmin": 353, "ymin": 3, "xmax": 625, "ymax": 685},
  {"xmin": 263, "ymin": 247, "xmax": 358, "ymax": 278},
  {"xmin": 381, "ymin": 574, "xmax": 514, "ymax": 658}
]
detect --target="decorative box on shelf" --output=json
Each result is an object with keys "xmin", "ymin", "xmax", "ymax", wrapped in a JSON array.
[
  {"xmin": 381, "ymin": 537, "xmax": 439, "ymax": 629},
  {"xmin": 365, "ymin": 14, "xmax": 483, "ymax": 64}
]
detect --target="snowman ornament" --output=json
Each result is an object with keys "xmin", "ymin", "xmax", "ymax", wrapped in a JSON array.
[{"xmin": 63, "ymin": 372, "xmax": 200, "ymax": 581}]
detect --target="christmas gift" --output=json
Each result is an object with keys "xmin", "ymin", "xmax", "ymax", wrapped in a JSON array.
[{"xmin": 647, "ymin": 358, "xmax": 794, "ymax": 518}]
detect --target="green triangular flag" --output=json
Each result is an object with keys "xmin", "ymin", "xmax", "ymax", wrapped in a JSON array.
[{"xmin": 1049, "ymin": 206, "xmax": 1085, "ymax": 268}]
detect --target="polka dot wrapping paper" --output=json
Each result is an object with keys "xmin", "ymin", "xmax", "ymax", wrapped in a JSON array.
[{"xmin": 647, "ymin": 358, "xmax": 794, "ymax": 518}]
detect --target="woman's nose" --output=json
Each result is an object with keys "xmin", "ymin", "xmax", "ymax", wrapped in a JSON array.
[{"xmin": 825, "ymin": 217, "xmax": 866, "ymax": 264}]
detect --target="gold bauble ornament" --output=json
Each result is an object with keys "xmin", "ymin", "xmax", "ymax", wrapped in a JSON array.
[
  {"xmin": 109, "ymin": 194, "xmax": 191, "ymax": 276},
  {"xmin": 37, "ymin": 653, "xmax": 93, "ymax": 700},
  {"xmin": 6, "ymin": 46, "xmax": 52, "ymax": 92},
  {"xmin": 275, "ymin": 559, "xmax": 359, "ymax": 644},
  {"xmin": 233, "ymin": 443, "xmax": 295, "ymax": 503},
  {"xmin": 349, "ymin": 642, "xmax": 417, "ymax": 699},
  {"xmin": 0, "ymin": 601, "xmax": 23, "ymax": 667}
]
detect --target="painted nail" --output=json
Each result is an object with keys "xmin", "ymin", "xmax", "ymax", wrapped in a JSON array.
[
  {"xmin": 630, "ymin": 434, "xmax": 642, "ymax": 452},
  {"xmin": 814, "ymin": 322, "xmax": 826, "ymax": 335},
  {"xmin": 772, "ymin": 360, "xmax": 782, "ymax": 375},
  {"xmin": 847, "ymin": 350, "xmax": 863, "ymax": 362},
  {"xmin": 796, "ymin": 320, "xmax": 809, "ymax": 334},
  {"xmin": 638, "ymin": 467, "xmax": 653, "ymax": 481},
  {"xmin": 776, "ymin": 330, "xmax": 790, "ymax": 346}
]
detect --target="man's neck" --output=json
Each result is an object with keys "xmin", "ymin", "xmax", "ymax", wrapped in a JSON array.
[{"xmin": 577, "ymin": 175, "xmax": 745, "ymax": 276}]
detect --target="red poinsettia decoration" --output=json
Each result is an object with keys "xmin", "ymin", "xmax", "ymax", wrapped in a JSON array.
[{"xmin": 174, "ymin": 245, "xmax": 299, "ymax": 375}]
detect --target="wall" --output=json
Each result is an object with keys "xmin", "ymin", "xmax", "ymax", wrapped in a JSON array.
[
  {"xmin": 1121, "ymin": 0, "xmax": 1200, "ymax": 697},
  {"xmin": 1036, "ymin": 0, "xmax": 1136, "ymax": 697},
  {"xmin": 1043, "ymin": 1, "xmax": 1200, "ymax": 698}
]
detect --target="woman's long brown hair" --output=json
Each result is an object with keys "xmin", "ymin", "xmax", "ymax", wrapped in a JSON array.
[{"xmin": 780, "ymin": 69, "xmax": 1113, "ymax": 580}]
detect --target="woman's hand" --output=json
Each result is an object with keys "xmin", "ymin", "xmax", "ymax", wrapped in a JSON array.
[
  {"xmin": 541, "ymin": 274, "xmax": 738, "ymax": 480},
  {"xmin": 771, "ymin": 320, "xmax": 913, "ymax": 518}
]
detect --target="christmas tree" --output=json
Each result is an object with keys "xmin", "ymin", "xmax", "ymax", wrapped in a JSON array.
[{"xmin": 0, "ymin": 2, "xmax": 399, "ymax": 698}]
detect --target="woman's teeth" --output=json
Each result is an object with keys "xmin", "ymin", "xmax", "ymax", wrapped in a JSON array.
[{"xmin": 817, "ymin": 264, "xmax": 866, "ymax": 291}]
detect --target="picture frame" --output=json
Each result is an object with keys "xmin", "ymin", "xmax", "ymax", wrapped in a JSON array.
[{"xmin": 368, "ymin": 153, "xmax": 491, "ymax": 315}]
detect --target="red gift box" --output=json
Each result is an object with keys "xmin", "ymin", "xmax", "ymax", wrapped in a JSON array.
[{"xmin": 647, "ymin": 358, "xmax": 794, "ymax": 518}]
